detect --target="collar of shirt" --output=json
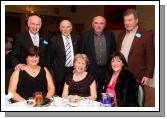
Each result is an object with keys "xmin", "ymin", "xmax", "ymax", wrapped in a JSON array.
[
  {"xmin": 94, "ymin": 32, "xmax": 104, "ymax": 36},
  {"xmin": 62, "ymin": 35, "xmax": 71, "ymax": 40},
  {"xmin": 126, "ymin": 26, "xmax": 138, "ymax": 34},
  {"xmin": 62, "ymin": 35, "xmax": 72, "ymax": 47},
  {"xmin": 94, "ymin": 32, "xmax": 104, "ymax": 40},
  {"xmin": 29, "ymin": 31, "xmax": 39, "ymax": 39}
]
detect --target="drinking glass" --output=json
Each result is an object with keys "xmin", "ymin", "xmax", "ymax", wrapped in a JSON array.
[
  {"xmin": 34, "ymin": 92, "xmax": 43, "ymax": 106},
  {"xmin": 62, "ymin": 96, "xmax": 69, "ymax": 106}
]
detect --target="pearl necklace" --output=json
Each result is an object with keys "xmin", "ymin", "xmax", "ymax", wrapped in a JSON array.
[{"xmin": 73, "ymin": 72, "xmax": 86, "ymax": 82}]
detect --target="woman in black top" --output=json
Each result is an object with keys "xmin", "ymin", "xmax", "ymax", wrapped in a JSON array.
[
  {"xmin": 102, "ymin": 52, "xmax": 139, "ymax": 106},
  {"xmin": 8, "ymin": 46, "xmax": 55, "ymax": 101},
  {"xmin": 62, "ymin": 53, "xmax": 97, "ymax": 100}
]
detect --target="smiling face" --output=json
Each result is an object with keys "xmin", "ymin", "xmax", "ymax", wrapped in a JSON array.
[
  {"xmin": 92, "ymin": 16, "xmax": 106, "ymax": 35},
  {"xmin": 74, "ymin": 58, "xmax": 86, "ymax": 73},
  {"xmin": 124, "ymin": 14, "xmax": 138, "ymax": 32},
  {"xmin": 111, "ymin": 56, "xmax": 124, "ymax": 73},
  {"xmin": 26, "ymin": 55, "xmax": 39, "ymax": 66},
  {"xmin": 28, "ymin": 15, "xmax": 42, "ymax": 35},
  {"xmin": 59, "ymin": 20, "xmax": 72, "ymax": 37}
]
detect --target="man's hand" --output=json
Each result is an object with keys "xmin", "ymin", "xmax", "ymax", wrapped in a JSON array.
[
  {"xmin": 15, "ymin": 64, "xmax": 25, "ymax": 71},
  {"xmin": 141, "ymin": 76, "xmax": 151, "ymax": 86}
]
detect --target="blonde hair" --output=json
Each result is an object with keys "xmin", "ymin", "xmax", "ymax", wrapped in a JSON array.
[{"xmin": 73, "ymin": 53, "xmax": 89, "ymax": 67}]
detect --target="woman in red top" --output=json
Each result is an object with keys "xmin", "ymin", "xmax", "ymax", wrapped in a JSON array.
[{"xmin": 102, "ymin": 52, "xmax": 139, "ymax": 107}]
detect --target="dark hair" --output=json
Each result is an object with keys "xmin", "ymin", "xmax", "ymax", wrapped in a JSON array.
[
  {"xmin": 123, "ymin": 9, "xmax": 138, "ymax": 19},
  {"xmin": 24, "ymin": 46, "xmax": 40, "ymax": 58},
  {"xmin": 109, "ymin": 52, "xmax": 128, "ymax": 73},
  {"xmin": 5, "ymin": 36, "xmax": 12, "ymax": 50}
]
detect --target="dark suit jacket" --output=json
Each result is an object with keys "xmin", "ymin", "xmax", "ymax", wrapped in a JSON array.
[
  {"xmin": 11, "ymin": 31, "xmax": 50, "ymax": 69},
  {"xmin": 102, "ymin": 69, "xmax": 139, "ymax": 107},
  {"xmin": 81, "ymin": 30, "xmax": 116, "ymax": 76},
  {"xmin": 117, "ymin": 28, "xmax": 155, "ymax": 82},
  {"xmin": 50, "ymin": 33, "xmax": 80, "ymax": 82}
]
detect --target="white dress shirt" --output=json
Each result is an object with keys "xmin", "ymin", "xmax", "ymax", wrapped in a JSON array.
[
  {"xmin": 29, "ymin": 31, "xmax": 39, "ymax": 47},
  {"xmin": 62, "ymin": 35, "xmax": 74, "ymax": 67}
]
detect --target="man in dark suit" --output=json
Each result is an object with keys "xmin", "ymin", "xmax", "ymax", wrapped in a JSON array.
[
  {"xmin": 117, "ymin": 9, "xmax": 155, "ymax": 85},
  {"xmin": 50, "ymin": 20, "xmax": 80, "ymax": 96},
  {"xmin": 11, "ymin": 15, "xmax": 50, "ymax": 70},
  {"xmin": 81, "ymin": 16, "xmax": 116, "ymax": 100}
]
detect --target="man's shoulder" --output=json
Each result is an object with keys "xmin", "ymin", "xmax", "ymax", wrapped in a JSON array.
[
  {"xmin": 14, "ymin": 32, "xmax": 30, "ymax": 43},
  {"xmin": 138, "ymin": 28, "xmax": 153, "ymax": 34},
  {"xmin": 50, "ymin": 34, "xmax": 62, "ymax": 42},
  {"xmin": 104, "ymin": 29, "xmax": 113, "ymax": 33},
  {"xmin": 15, "ymin": 31, "xmax": 28, "ymax": 37},
  {"xmin": 117, "ymin": 30, "xmax": 126, "ymax": 39},
  {"xmin": 103, "ymin": 29, "xmax": 115, "ymax": 35},
  {"xmin": 137, "ymin": 28, "xmax": 154, "ymax": 38},
  {"xmin": 55, "ymin": 34, "xmax": 62, "ymax": 39},
  {"xmin": 39, "ymin": 32, "xmax": 48, "ymax": 39},
  {"xmin": 71, "ymin": 33, "xmax": 80, "ymax": 38},
  {"xmin": 118, "ymin": 29, "xmax": 126, "ymax": 34},
  {"xmin": 81, "ymin": 30, "xmax": 93, "ymax": 36}
]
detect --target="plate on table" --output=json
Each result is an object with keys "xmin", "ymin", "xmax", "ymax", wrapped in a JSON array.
[
  {"xmin": 67, "ymin": 95, "xmax": 80, "ymax": 107},
  {"xmin": 26, "ymin": 100, "xmax": 36, "ymax": 107},
  {"xmin": 40, "ymin": 98, "xmax": 53, "ymax": 107},
  {"xmin": 26, "ymin": 98, "xmax": 53, "ymax": 107},
  {"xmin": 67, "ymin": 102, "xmax": 79, "ymax": 107}
]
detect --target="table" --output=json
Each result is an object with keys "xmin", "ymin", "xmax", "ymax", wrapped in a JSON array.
[{"xmin": 7, "ymin": 96, "xmax": 100, "ymax": 107}]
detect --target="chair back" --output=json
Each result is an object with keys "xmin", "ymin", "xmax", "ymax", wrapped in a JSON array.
[{"xmin": 138, "ymin": 84, "xmax": 145, "ymax": 107}]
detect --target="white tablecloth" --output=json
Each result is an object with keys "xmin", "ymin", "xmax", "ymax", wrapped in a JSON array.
[{"xmin": 7, "ymin": 96, "xmax": 100, "ymax": 107}]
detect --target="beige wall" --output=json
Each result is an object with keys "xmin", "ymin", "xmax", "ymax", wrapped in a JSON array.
[
  {"xmin": 6, "ymin": 5, "xmax": 104, "ymax": 32},
  {"xmin": 137, "ymin": 5, "xmax": 155, "ymax": 31},
  {"xmin": 5, "ymin": 5, "xmax": 154, "ymax": 32},
  {"xmin": 5, "ymin": 5, "xmax": 105, "ymax": 41},
  {"xmin": 69, "ymin": 6, "xmax": 104, "ymax": 31}
]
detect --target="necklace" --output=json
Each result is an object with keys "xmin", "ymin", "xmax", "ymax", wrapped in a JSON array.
[
  {"xmin": 27, "ymin": 65, "xmax": 39, "ymax": 74},
  {"xmin": 74, "ymin": 72, "xmax": 86, "ymax": 82},
  {"xmin": 32, "ymin": 71, "xmax": 36, "ymax": 73},
  {"xmin": 30, "ymin": 69, "xmax": 37, "ymax": 74}
]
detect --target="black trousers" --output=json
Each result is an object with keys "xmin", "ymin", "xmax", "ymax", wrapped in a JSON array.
[
  {"xmin": 94, "ymin": 66, "xmax": 107, "ymax": 101},
  {"xmin": 55, "ymin": 67, "xmax": 73, "ymax": 97}
]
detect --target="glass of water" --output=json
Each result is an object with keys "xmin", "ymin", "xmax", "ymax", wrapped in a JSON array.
[{"xmin": 62, "ymin": 95, "xmax": 69, "ymax": 106}]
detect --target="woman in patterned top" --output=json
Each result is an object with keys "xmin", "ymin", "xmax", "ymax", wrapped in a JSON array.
[{"xmin": 62, "ymin": 53, "xmax": 97, "ymax": 100}]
